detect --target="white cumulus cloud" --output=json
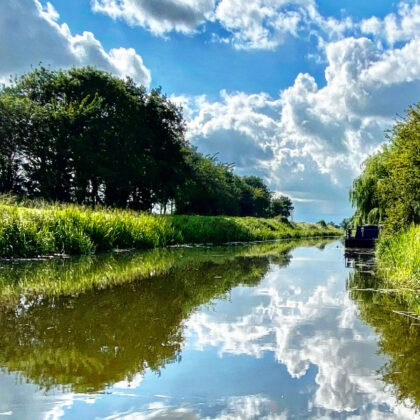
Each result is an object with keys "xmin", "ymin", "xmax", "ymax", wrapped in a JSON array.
[
  {"xmin": 92, "ymin": 0, "xmax": 356, "ymax": 50},
  {"xmin": 92, "ymin": 0, "xmax": 215, "ymax": 35},
  {"xmin": 361, "ymin": 2, "xmax": 420, "ymax": 45},
  {"xmin": 91, "ymin": 0, "xmax": 420, "ymax": 51},
  {"xmin": 174, "ymin": 34, "xmax": 420, "ymax": 220},
  {"xmin": 0, "ymin": 0, "xmax": 151, "ymax": 86}
]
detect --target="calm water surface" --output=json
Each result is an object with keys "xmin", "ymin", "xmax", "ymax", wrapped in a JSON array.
[{"xmin": 0, "ymin": 240, "xmax": 419, "ymax": 419}]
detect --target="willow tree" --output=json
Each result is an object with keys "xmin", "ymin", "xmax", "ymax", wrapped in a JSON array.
[
  {"xmin": 379, "ymin": 104, "xmax": 420, "ymax": 231},
  {"xmin": 350, "ymin": 102, "xmax": 420, "ymax": 232},
  {"xmin": 350, "ymin": 151, "xmax": 388, "ymax": 226}
]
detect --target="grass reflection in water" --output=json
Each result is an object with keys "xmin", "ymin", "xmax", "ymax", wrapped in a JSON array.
[
  {"xmin": 0, "ymin": 239, "xmax": 328, "ymax": 393},
  {"xmin": 347, "ymin": 256, "xmax": 420, "ymax": 410}
]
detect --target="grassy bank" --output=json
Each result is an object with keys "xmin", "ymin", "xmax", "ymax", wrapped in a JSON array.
[
  {"xmin": 376, "ymin": 225, "xmax": 420, "ymax": 290},
  {"xmin": 374, "ymin": 225, "xmax": 420, "ymax": 314},
  {"xmin": 0, "ymin": 201, "xmax": 342, "ymax": 258}
]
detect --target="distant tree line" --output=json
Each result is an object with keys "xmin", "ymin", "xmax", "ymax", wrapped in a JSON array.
[
  {"xmin": 0, "ymin": 67, "xmax": 294, "ymax": 218},
  {"xmin": 349, "ymin": 103, "xmax": 419, "ymax": 232}
]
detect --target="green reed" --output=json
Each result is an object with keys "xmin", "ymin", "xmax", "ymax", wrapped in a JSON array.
[
  {"xmin": 377, "ymin": 225, "xmax": 420, "ymax": 290},
  {"xmin": 0, "ymin": 199, "xmax": 342, "ymax": 258}
]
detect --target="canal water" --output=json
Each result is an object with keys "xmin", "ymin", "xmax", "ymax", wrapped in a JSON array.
[{"xmin": 0, "ymin": 239, "xmax": 418, "ymax": 419}]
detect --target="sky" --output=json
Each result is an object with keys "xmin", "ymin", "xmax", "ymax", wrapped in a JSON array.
[{"xmin": 1, "ymin": 0, "xmax": 420, "ymax": 222}]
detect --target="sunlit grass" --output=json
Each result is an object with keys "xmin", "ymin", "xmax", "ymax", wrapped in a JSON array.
[
  {"xmin": 377, "ymin": 225, "xmax": 420, "ymax": 290},
  {"xmin": 0, "ymin": 198, "xmax": 342, "ymax": 258}
]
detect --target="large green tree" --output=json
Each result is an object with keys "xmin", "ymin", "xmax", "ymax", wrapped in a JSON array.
[
  {"xmin": 350, "ymin": 103, "xmax": 420, "ymax": 232},
  {"xmin": 269, "ymin": 196, "xmax": 294, "ymax": 218},
  {"xmin": 0, "ymin": 67, "xmax": 187, "ymax": 209},
  {"xmin": 1, "ymin": 66, "xmax": 294, "ymax": 218}
]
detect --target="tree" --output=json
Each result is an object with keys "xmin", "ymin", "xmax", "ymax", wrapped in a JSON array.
[
  {"xmin": 0, "ymin": 67, "xmax": 188, "ymax": 210},
  {"xmin": 350, "ymin": 102, "xmax": 420, "ymax": 232},
  {"xmin": 270, "ymin": 196, "xmax": 294, "ymax": 218},
  {"xmin": 378, "ymin": 105, "xmax": 420, "ymax": 231},
  {"xmin": 240, "ymin": 176, "xmax": 272, "ymax": 218},
  {"xmin": 350, "ymin": 151, "xmax": 388, "ymax": 226},
  {"xmin": 0, "ymin": 95, "xmax": 28, "ymax": 193},
  {"xmin": 340, "ymin": 217, "xmax": 352, "ymax": 230},
  {"xmin": 174, "ymin": 150, "xmax": 240, "ymax": 216}
]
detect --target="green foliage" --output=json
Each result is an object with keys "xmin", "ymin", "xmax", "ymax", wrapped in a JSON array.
[
  {"xmin": 0, "ymin": 203, "xmax": 176, "ymax": 258},
  {"xmin": 350, "ymin": 152, "xmax": 388, "ymax": 226},
  {"xmin": 173, "ymin": 151, "xmax": 239, "ymax": 216},
  {"xmin": 270, "ymin": 196, "xmax": 294, "ymax": 218},
  {"xmin": 376, "ymin": 225, "xmax": 420, "ymax": 291},
  {"xmin": 173, "ymin": 151, "xmax": 281, "ymax": 217},
  {"xmin": 379, "ymin": 106, "xmax": 420, "ymax": 232},
  {"xmin": 0, "ymin": 66, "xmax": 295, "ymax": 218},
  {"xmin": 240, "ymin": 176, "xmax": 272, "ymax": 217},
  {"xmin": 0, "ymin": 199, "xmax": 342, "ymax": 258},
  {"xmin": 340, "ymin": 217, "xmax": 352, "ymax": 230},
  {"xmin": 0, "ymin": 66, "xmax": 187, "ymax": 209},
  {"xmin": 350, "ymin": 103, "xmax": 420, "ymax": 231}
]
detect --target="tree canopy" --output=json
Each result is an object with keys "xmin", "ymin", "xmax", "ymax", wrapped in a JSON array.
[
  {"xmin": 0, "ymin": 66, "xmax": 187, "ymax": 209},
  {"xmin": 349, "ymin": 103, "xmax": 420, "ymax": 232},
  {"xmin": 0, "ymin": 66, "xmax": 294, "ymax": 218}
]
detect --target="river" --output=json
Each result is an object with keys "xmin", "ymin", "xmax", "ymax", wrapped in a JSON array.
[{"xmin": 0, "ymin": 239, "xmax": 418, "ymax": 419}]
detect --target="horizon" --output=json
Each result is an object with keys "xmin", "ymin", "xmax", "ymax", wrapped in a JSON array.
[{"xmin": 2, "ymin": 0, "xmax": 420, "ymax": 222}]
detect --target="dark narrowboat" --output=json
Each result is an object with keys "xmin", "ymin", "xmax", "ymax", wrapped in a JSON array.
[{"xmin": 344, "ymin": 225, "xmax": 382, "ymax": 248}]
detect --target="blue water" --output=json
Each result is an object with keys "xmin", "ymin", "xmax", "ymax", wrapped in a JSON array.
[{"xmin": 0, "ymin": 241, "xmax": 417, "ymax": 419}]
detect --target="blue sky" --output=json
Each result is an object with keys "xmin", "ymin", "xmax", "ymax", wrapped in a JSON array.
[{"xmin": 1, "ymin": 0, "xmax": 420, "ymax": 221}]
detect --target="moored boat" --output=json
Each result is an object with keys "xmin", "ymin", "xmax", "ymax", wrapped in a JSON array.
[{"xmin": 345, "ymin": 225, "xmax": 382, "ymax": 248}]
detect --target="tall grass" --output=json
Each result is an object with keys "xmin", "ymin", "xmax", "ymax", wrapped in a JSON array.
[
  {"xmin": 0, "ymin": 199, "xmax": 342, "ymax": 258},
  {"xmin": 376, "ymin": 225, "xmax": 420, "ymax": 290}
]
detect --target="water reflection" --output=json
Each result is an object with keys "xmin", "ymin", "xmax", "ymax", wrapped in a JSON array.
[
  {"xmin": 0, "ymin": 240, "xmax": 418, "ymax": 419},
  {"xmin": 0, "ymin": 241, "xmax": 298, "ymax": 393},
  {"xmin": 347, "ymin": 258, "xmax": 420, "ymax": 411}
]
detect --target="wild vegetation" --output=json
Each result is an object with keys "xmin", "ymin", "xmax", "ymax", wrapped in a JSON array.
[
  {"xmin": 376, "ymin": 225, "xmax": 420, "ymax": 291},
  {"xmin": 350, "ymin": 103, "xmax": 419, "ymax": 232},
  {"xmin": 349, "ymin": 103, "xmax": 419, "ymax": 293},
  {"xmin": 0, "ymin": 198, "xmax": 340, "ymax": 259},
  {"xmin": 0, "ymin": 66, "xmax": 294, "ymax": 218}
]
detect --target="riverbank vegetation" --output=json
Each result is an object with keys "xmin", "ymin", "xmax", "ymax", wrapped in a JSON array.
[
  {"xmin": 376, "ymin": 225, "xmax": 420, "ymax": 291},
  {"xmin": 349, "ymin": 103, "xmax": 419, "ymax": 300},
  {"xmin": 0, "ymin": 198, "xmax": 340, "ymax": 258},
  {"xmin": 0, "ymin": 66, "xmax": 293, "ymax": 218},
  {"xmin": 350, "ymin": 103, "xmax": 419, "ymax": 232}
]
